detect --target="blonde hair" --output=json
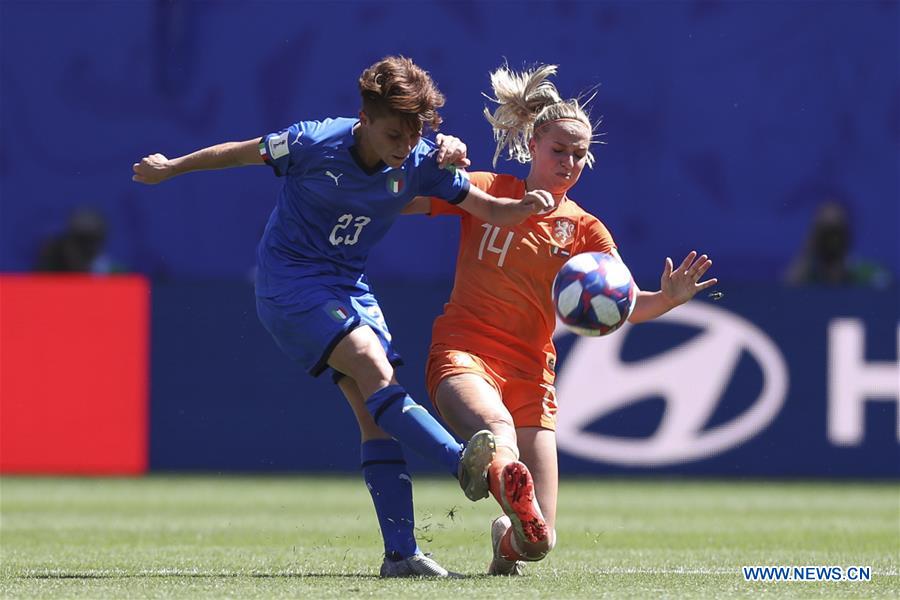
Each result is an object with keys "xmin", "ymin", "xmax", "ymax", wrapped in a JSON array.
[{"xmin": 483, "ymin": 63, "xmax": 597, "ymax": 168}]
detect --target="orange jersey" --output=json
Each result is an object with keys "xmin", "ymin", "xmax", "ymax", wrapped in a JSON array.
[{"xmin": 429, "ymin": 172, "xmax": 616, "ymax": 378}]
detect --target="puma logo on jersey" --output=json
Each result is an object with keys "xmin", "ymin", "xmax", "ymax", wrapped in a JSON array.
[
  {"xmin": 291, "ymin": 130, "xmax": 304, "ymax": 145},
  {"xmin": 325, "ymin": 171, "xmax": 344, "ymax": 186}
]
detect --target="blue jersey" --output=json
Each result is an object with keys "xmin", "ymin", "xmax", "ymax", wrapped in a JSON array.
[{"xmin": 255, "ymin": 117, "xmax": 470, "ymax": 300}]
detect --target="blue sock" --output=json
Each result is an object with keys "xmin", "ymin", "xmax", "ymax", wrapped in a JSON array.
[
  {"xmin": 361, "ymin": 439, "xmax": 418, "ymax": 560},
  {"xmin": 365, "ymin": 385, "xmax": 462, "ymax": 476}
]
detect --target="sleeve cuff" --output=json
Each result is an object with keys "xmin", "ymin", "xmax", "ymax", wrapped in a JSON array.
[
  {"xmin": 258, "ymin": 137, "xmax": 282, "ymax": 176},
  {"xmin": 447, "ymin": 177, "xmax": 470, "ymax": 205}
]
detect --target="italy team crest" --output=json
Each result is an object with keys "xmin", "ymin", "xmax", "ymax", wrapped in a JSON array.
[
  {"xmin": 552, "ymin": 218, "xmax": 575, "ymax": 246},
  {"xmin": 323, "ymin": 300, "xmax": 351, "ymax": 323},
  {"xmin": 386, "ymin": 171, "xmax": 406, "ymax": 196}
]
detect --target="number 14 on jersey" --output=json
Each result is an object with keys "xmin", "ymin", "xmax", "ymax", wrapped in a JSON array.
[{"xmin": 478, "ymin": 224, "xmax": 514, "ymax": 267}]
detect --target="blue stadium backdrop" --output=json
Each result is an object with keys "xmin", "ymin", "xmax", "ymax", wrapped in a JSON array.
[
  {"xmin": 0, "ymin": 1, "xmax": 897, "ymax": 477},
  {"xmin": 1, "ymin": 1, "xmax": 897, "ymax": 281}
]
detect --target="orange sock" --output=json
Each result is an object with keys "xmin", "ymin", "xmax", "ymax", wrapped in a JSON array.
[
  {"xmin": 498, "ymin": 527, "xmax": 524, "ymax": 562},
  {"xmin": 487, "ymin": 449, "xmax": 517, "ymax": 505},
  {"xmin": 499, "ymin": 524, "xmax": 553, "ymax": 562}
]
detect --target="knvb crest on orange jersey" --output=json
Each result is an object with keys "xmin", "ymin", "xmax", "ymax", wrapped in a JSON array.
[{"xmin": 552, "ymin": 218, "xmax": 576, "ymax": 246}]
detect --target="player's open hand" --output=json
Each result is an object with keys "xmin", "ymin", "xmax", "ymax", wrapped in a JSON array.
[
  {"xmin": 660, "ymin": 251, "xmax": 718, "ymax": 307},
  {"xmin": 435, "ymin": 134, "xmax": 471, "ymax": 170},
  {"xmin": 522, "ymin": 189, "xmax": 556, "ymax": 214},
  {"xmin": 132, "ymin": 153, "xmax": 174, "ymax": 185}
]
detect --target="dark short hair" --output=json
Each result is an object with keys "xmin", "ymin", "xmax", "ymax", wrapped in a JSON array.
[{"xmin": 359, "ymin": 56, "xmax": 444, "ymax": 133}]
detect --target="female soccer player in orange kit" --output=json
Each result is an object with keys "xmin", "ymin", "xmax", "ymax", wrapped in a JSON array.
[{"xmin": 404, "ymin": 64, "xmax": 718, "ymax": 574}]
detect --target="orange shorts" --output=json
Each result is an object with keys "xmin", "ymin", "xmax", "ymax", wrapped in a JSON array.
[{"xmin": 425, "ymin": 346, "xmax": 558, "ymax": 430}]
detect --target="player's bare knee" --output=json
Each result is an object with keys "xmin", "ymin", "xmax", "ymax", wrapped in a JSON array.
[
  {"xmin": 484, "ymin": 415, "xmax": 516, "ymax": 437},
  {"xmin": 333, "ymin": 347, "xmax": 393, "ymax": 394},
  {"xmin": 359, "ymin": 362, "xmax": 395, "ymax": 393}
]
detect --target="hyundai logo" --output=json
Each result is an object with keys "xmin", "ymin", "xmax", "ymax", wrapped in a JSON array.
[{"xmin": 554, "ymin": 302, "xmax": 788, "ymax": 466}]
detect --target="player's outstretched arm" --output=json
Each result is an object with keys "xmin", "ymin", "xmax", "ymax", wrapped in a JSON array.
[
  {"xmin": 457, "ymin": 187, "xmax": 554, "ymax": 226},
  {"xmin": 132, "ymin": 138, "xmax": 264, "ymax": 185},
  {"xmin": 629, "ymin": 250, "xmax": 717, "ymax": 323}
]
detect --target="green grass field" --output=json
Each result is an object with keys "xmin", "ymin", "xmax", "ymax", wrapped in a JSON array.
[{"xmin": 1, "ymin": 476, "xmax": 897, "ymax": 598}]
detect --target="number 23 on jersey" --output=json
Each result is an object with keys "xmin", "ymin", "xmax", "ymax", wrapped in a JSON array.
[{"xmin": 329, "ymin": 213, "xmax": 371, "ymax": 246}]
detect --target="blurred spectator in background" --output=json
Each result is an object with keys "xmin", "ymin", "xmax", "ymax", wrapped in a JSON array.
[
  {"xmin": 35, "ymin": 207, "xmax": 125, "ymax": 274},
  {"xmin": 785, "ymin": 198, "xmax": 892, "ymax": 288}
]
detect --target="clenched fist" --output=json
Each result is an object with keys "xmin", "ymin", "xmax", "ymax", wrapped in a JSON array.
[
  {"xmin": 132, "ymin": 153, "xmax": 174, "ymax": 185},
  {"xmin": 521, "ymin": 189, "xmax": 556, "ymax": 214}
]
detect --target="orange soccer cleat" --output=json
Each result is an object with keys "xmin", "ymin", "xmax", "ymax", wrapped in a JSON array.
[{"xmin": 497, "ymin": 461, "xmax": 549, "ymax": 545}]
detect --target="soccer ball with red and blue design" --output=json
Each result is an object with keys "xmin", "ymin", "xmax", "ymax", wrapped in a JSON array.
[{"xmin": 553, "ymin": 252, "xmax": 637, "ymax": 336}]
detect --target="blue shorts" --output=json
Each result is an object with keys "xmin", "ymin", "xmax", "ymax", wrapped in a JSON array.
[{"xmin": 256, "ymin": 284, "xmax": 402, "ymax": 380}]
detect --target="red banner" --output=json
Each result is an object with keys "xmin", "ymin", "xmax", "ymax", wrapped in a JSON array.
[{"xmin": 0, "ymin": 275, "xmax": 149, "ymax": 474}]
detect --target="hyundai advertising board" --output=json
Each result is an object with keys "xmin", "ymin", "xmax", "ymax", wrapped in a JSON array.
[{"xmin": 146, "ymin": 283, "xmax": 898, "ymax": 478}]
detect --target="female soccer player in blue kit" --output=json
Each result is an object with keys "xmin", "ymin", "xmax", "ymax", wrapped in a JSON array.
[{"xmin": 133, "ymin": 56, "xmax": 554, "ymax": 577}]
